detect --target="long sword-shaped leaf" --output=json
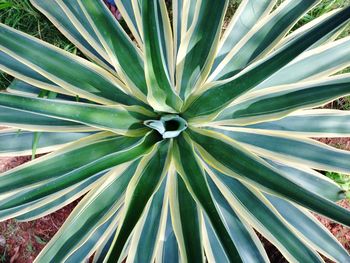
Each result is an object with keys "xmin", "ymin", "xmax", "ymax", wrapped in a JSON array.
[
  {"xmin": 253, "ymin": 36, "xmax": 350, "ymax": 91},
  {"xmin": 0, "ymin": 106, "xmax": 94, "ymax": 132},
  {"xmin": 30, "ymin": 0, "xmax": 113, "ymax": 71},
  {"xmin": 273, "ymin": 9, "xmax": 345, "ymax": 51},
  {"xmin": 0, "ymin": 129, "xmax": 92, "ymax": 157},
  {"xmin": 6, "ymin": 79, "xmax": 88, "ymax": 103},
  {"xmin": 263, "ymin": 159, "xmax": 344, "ymax": 202},
  {"xmin": 204, "ymin": 174, "xmax": 269, "ymax": 263},
  {"xmin": 78, "ymin": 0, "xmax": 147, "ymax": 101},
  {"xmin": 142, "ymin": 0, "xmax": 182, "ymax": 112},
  {"xmin": 0, "ymin": 132, "xmax": 158, "ymax": 201},
  {"xmin": 240, "ymin": 109, "xmax": 350, "ymax": 137},
  {"xmin": 168, "ymin": 172, "xmax": 203, "ymax": 263},
  {"xmin": 114, "ymin": 0, "xmax": 143, "ymax": 47},
  {"xmin": 208, "ymin": 167, "xmax": 323, "ymax": 263},
  {"xmin": 176, "ymin": 0, "xmax": 228, "ymax": 99},
  {"xmin": 106, "ymin": 141, "xmax": 170, "ymax": 262},
  {"xmin": 155, "ymin": 206, "xmax": 179, "ymax": 263},
  {"xmin": 34, "ymin": 162, "xmax": 137, "ymax": 262},
  {"xmin": 172, "ymin": 0, "xmax": 183, "ymax": 61},
  {"xmin": 184, "ymin": 6, "xmax": 350, "ymax": 120},
  {"xmin": 173, "ymin": 0, "xmax": 198, "ymax": 75},
  {"xmin": 180, "ymin": 0, "xmax": 197, "ymax": 37},
  {"xmin": 215, "ymin": 74, "xmax": 350, "ymax": 126},
  {"xmin": 189, "ymin": 128, "xmax": 350, "ymax": 226},
  {"xmin": 211, "ymin": 126, "xmax": 350, "ymax": 175},
  {"xmin": 0, "ymin": 93, "xmax": 153, "ymax": 136},
  {"xmin": 274, "ymin": 7, "xmax": 343, "ymax": 50},
  {"xmin": 212, "ymin": 0, "xmax": 276, "ymax": 72},
  {"xmin": 266, "ymin": 194, "xmax": 350, "ymax": 262},
  {"xmin": 174, "ymin": 134, "xmax": 242, "ymax": 262},
  {"xmin": 14, "ymin": 171, "xmax": 108, "ymax": 222},
  {"xmin": 126, "ymin": 179, "xmax": 168, "ymax": 263},
  {"xmin": 209, "ymin": 0, "xmax": 320, "ymax": 81},
  {"xmin": 64, "ymin": 209, "xmax": 120, "ymax": 263},
  {"xmin": 0, "ymin": 24, "xmax": 138, "ymax": 106},
  {"xmin": 93, "ymin": 231, "xmax": 117, "ymax": 263},
  {"xmin": 0, "ymin": 137, "xmax": 159, "ymax": 220},
  {"xmin": 201, "ymin": 215, "xmax": 228, "ymax": 263},
  {"xmin": 59, "ymin": 0, "xmax": 119, "ymax": 68},
  {"xmin": 0, "ymin": 51, "xmax": 69, "ymax": 96}
]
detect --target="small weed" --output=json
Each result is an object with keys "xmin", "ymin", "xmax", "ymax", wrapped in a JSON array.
[
  {"xmin": 326, "ymin": 172, "xmax": 350, "ymax": 198},
  {"xmin": 34, "ymin": 235, "xmax": 47, "ymax": 245},
  {"xmin": 0, "ymin": 246, "xmax": 7, "ymax": 263},
  {"xmin": 26, "ymin": 241, "xmax": 34, "ymax": 253}
]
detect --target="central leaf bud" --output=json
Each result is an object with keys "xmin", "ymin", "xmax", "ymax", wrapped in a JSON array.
[{"xmin": 144, "ymin": 115, "xmax": 188, "ymax": 139}]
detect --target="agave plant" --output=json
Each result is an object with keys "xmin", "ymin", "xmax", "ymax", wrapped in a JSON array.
[{"xmin": 1, "ymin": 0, "xmax": 350, "ymax": 262}]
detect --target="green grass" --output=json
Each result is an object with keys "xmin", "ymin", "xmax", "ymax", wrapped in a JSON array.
[{"xmin": 297, "ymin": 0, "xmax": 350, "ymax": 39}]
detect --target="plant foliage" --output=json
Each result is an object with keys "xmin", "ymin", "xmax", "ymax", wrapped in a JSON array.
[{"xmin": 0, "ymin": 0, "xmax": 350, "ymax": 262}]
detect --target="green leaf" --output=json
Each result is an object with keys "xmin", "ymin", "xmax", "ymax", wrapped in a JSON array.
[
  {"xmin": 240, "ymin": 109, "xmax": 350, "ymax": 137},
  {"xmin": 156, "ymin": 208, "xmax": 179, "ymax": 263},
  {"xmin": 254, "ymin": 36, "xmax": 350, "ymax": 91},
  {"xmin": 79, "ymin": 0, "xmax": 148, "ymax": 100},
  {"xmin": 30, "ymin": 0, "xmax": 114, "ymax": 71},
  {"xmin": 189, "ymin": 128, "xmax": 350, "ymax": 226},
  {"xmin": 92, "ymin": 230, "xmax": 117, "ymax": 263},
  {"xmin": 176, "ymin": 0, "xmax": 228, "ymax": 99},
  {"xmin": 184, "ymin": 6, "xmax": 350, "ymax": 119},
  {"xmin": 127, "ymin": 178, "xmax": 167, "ymax": 263},
  {"xmin": 106, "ymin": 140, "xmax": 170, "ymax": 262},
  {"xmin": 205, "ymin": 175, "xmax": 269, "ymax": 263},
  {"xmin": 266, "ymin": 194, "xmax": 350, "ymax": 262},
  {"xmin": 215, "ymin": 74, "xmax": 350, "ymax": 126},
  {"xmin": 168, "ymin": 173, "xmax": 203, "ymax": 263},
  {"xmin": 15, "ymin": 170, "xmax": 107, "ymax": 222},
  {"xmin": 174, "ymin": 134, "xmax": 242, "ymax": 262},
  {"xmin": 210, "ymin": 0, "xmax": 320, "ymax": 81},
  {"xmin": 34, "ymin": 162, "xmax": 138, "ymax": 262},
  {"xmin": 7, "ymin": 79, "xmax": 87, "ymax": 102},
  {"xmin": 142, "ymin": 0, "xmax": 182, "ymax": 112},
  {"xmin": 114, "ymin": 0, "xmax": 143, "ymax": 46},
  {"xmin": 212, "ymin": 126, "xmax": 350, "ymax": 175},
  {"xmin": 64, "ymin": 208, "xmax": 119, "ymax": 263},
  {"xmin": 172, "ymin": 0, "xmax": 184, "ymax": 58},
  {"xmin": 264, "ymin": 159, "xmax": 344, "ymax": 202},
  {"xmin": 0, "ymin": 129, "xmax": 92, "ymax": 156},
  {"xmin": 209, "ymin": 168, "xmax": 323, "ymax": 263},
  {"xmin": 0, "ymin": 93, "xmax": 152, "ymax": 136},
  {"xmin": 0, "ymin": 106, "xmax": 93, "ymax": 132},
  {"xmin": 201, "ymin": 216, "xmax": 228, "ymax": 263},
  {"xmin": 212, "ymin": 0, "xmax": 276, "ymax": 72},
  {"xmin": 0, "ymin": 132, "xmax": 159, "ymax": 219},
  {"xmin": 173, "ymin": 0, "xmax": 198, "ymax": 58},
  {"xmin": 0, "ymin": 23, "xmax": 138, "ymax": 106},
  {"xmin": 0, "ymin": 51, "xmax": 67, "ymax": 95},
  {"xmin": 274, "ymin": 8, "xmax": 346, "ymax": 51}
]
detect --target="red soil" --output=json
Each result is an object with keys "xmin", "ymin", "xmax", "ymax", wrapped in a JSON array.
[
  {"xmin": 0, "ymin": 156, "xmax": 80, "ymax": 263},
  {"xmin": 0, "ymin": 203, "xmax": 78, "ymax": 263}
]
